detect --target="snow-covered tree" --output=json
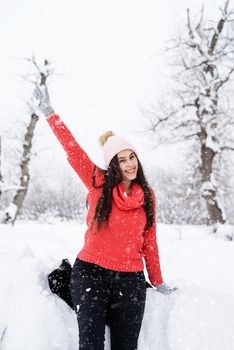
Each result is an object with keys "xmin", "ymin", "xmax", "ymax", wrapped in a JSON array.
[
  {"xmin": 147, "ymin": 162, "xmax": 207, "ymax": 225},
  {"xmin": 144, "ymin": 1, "xmax": 234, "ymax": 226},
  {"xmin": 1, "ymin": 57, "xmax": 53, "ymax": 224},
  {"xmin": 20, "ymin": 164, "xmax": 86, "ymax": 222}
]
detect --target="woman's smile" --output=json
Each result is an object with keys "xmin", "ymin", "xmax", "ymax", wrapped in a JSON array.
[{"xmin": 125, "ymin": 168, "xmax": 136, "ymax": 174}]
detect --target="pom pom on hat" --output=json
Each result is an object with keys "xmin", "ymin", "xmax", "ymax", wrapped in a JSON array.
[
  {"xmin": 99, "ymin": 131, "xmax": 115, "ymax": 146},
  {"xmin": 99, "ymin": 130, "xmax": 138, "ymax": 169}
]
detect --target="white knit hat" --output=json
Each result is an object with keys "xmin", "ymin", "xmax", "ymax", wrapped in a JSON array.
[{"xmin": 100, "ymin": 131, "xmax": 138, "ymax": 169}]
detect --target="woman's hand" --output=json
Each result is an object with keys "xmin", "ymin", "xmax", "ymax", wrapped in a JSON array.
[
  {"xmin": 154, "ymin": 282, "xmax": 178, "ymax": 295},
  {"xmin": 33, "ymin": 85, "xmax": 54, "ymax": 117}
]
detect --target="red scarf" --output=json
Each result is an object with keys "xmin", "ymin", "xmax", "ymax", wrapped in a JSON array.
[{"xmin": 112, "ymin": 182, "xmax": 144, "ymax": 210}]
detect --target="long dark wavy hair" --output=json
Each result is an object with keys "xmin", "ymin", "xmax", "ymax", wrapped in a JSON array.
[{"xmin": 91, "ymin": 154, "xmax": 154, "ymax": 231}]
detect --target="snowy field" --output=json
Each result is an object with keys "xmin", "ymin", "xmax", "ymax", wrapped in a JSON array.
[{"xmin": 0, "ymin": 221, "xmax": 234, "ymax": 350}]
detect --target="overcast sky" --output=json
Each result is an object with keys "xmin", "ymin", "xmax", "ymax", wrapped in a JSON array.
[{"xmin": 0, "ymin": 0, "xmax": 227, "ymax": 171}]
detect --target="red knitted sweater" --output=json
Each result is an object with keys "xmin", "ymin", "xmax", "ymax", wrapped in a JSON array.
[{"xmin": 47, "ymin": 114, "xmax": 163, "ymax": 286}]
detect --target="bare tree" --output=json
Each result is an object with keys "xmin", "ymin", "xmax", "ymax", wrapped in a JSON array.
[
  {"xmin": 143, "ymin": 1, "xmax": 234, "ymax": 226},
  {"xmin": 1, "ymin": 57, "xmax": 53, "ymax": 224}
]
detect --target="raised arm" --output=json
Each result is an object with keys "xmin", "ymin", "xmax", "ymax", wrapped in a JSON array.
[
  {"xmin": 46, "ymin": 113, "xmax": 96, "ymax": 189},
  {"xmin": 33, "ymin": 86, "xmax": 97, "ymax": 189}
]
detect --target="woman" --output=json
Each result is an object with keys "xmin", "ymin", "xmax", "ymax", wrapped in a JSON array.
[{"xmin": 34, "ymin": 86, "xmax": 175, "ymax": 350}]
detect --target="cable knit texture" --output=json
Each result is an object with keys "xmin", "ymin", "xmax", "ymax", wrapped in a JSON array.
[{"xmin": 46, "ymin": 114, "xmax": 163, "ymax": 286}]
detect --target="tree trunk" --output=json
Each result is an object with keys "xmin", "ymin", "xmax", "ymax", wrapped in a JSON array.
[
  {"xmin": 3, "ymin": 113, "xmax": 39, "ymax": 224},
  {"xmin": 198, "ymin": 127, "xmax": 225, "ymax": 225}
]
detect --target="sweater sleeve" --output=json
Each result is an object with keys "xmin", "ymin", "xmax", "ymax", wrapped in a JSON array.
[
  {"xmin": 142, "ymin": 192, "xmax": 163, "ymax": 286},
  {"xmin": 46, "ymin": 113, "xmax": 95, "ymax": 190}
]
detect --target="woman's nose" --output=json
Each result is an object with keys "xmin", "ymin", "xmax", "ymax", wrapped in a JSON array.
[{"xmin": 126, "ymin": 159, "xmax": 134, "ymax": 166}]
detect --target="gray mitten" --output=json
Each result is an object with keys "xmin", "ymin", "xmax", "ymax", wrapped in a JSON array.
[
  {"xmin": 33, "ymin": 85, "xmax": 54, "ymax": 117},
  {"xmin": 154, "ymin": 282, "xmax": 178, "ymax": 295}
]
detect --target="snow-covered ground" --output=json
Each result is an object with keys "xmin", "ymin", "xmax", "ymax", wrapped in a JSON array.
[{"xmin": 0, "ymin": 221, "xmax": 233, "ymax": 350}]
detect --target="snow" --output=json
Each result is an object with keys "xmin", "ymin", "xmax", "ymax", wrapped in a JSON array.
[
  {"xmin": 206, "ymin": 134, "xmax": 220, "ymax": 153},
  {"xmin": 201, "ymin": 180, "xmax": 215, "ymax": 193},
  {"xmin": 0, "ymin": 221, "xmax": 233, "ymax": 350}
]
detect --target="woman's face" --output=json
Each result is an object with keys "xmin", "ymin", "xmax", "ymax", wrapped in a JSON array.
[{"xmin": 117, "ymin": 149, "xmax": 138, "ymax": 181}]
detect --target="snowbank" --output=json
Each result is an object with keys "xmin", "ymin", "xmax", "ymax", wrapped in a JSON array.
[{"xmin": 0, "ymin": 222, "xmax": 233, "ymax": 350}]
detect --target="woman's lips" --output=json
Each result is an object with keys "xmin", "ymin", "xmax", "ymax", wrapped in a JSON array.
[{"xmin": 125, "ymin": 168, "xmax": 136, "ymax": 174}]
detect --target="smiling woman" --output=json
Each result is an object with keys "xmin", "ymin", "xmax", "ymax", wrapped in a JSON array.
[
  {"xmin": 117, "ymin": 150, "xmax": 138, "ymax": 188},
  {"xmin": 33, "ymin": 85, "xmax": 176, "ymax": 350},
  {"xmin": 94, "ymin": 132, "xmax": 154, "ymax": 232},
  {"xmin": 100, "ymin": 130, "xmax": 139, "ymax": 192}
]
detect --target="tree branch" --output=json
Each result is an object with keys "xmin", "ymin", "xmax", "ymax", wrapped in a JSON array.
[
  {"xmin": 187, "ymin": 8, "xmax": 195, "ymax": 39},
  {"xmin": 195, "ymin": 4, "xmax": 204, "ymax": 37},
  {"xmin": 215, "ymin": 66, "xmax": 234, "ymax": 90},
  {"xmin": 208, "ymin": 1, "xmax": 230, "ymax": 55}
]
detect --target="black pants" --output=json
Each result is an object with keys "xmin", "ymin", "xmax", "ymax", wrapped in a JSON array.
[{"xmin": 70, "ymin": 258, "xmax": 146, "ymax": 350}]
